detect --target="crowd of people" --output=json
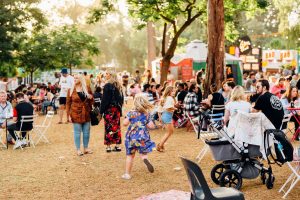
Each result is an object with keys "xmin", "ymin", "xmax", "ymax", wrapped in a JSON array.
[{"xmin": 1, "ymin": 67, "xmax": 300, "ymax": 180}]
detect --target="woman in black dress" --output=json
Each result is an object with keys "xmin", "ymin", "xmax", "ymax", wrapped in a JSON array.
[{"xmin": 100, "ymin": 71, "xmax": 124, "ymax": 152}]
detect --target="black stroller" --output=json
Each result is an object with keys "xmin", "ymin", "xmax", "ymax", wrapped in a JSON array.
[{"xmin": 202, "ymin": 112, "xmax": 293, "ymax": 190}]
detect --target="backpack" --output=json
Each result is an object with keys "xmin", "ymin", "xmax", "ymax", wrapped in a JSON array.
[{"xmin": 265, "ymin": 129, "xmax": 294, "ymax": 165}]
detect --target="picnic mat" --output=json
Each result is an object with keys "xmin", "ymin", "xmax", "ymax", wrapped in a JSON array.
[{"xmin": 136, "ymin": 190, "xmax": 190, "ymax": 200}]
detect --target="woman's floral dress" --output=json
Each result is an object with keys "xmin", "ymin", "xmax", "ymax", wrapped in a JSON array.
[
  {"xmin": 104, "ymin": 106, "xmax": 121, "ymax": 145},
  {"xmin": 125, "ymin": 111, "xmax": 155, "ymax": 155}
]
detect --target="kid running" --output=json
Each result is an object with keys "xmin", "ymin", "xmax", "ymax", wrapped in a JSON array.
[
  {"xmin": 122, "ymin": 94, "xmax": 156, "ymax": 180},
  {"xmin": 157, "ymin": 86, "xmax": 176, "ymax": 152}
]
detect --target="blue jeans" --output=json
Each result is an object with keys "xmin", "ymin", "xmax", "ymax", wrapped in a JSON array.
[{"xmin": 73, "ymin": 122, "xmax": 90, "ymax": 150}]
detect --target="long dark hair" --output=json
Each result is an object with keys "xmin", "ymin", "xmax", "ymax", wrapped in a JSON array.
[{"xmin": 286, "ymin": 86, "xmax": 298, "ymax": 102}]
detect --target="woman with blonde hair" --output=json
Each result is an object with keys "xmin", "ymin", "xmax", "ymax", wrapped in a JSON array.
[
  {"xmin": 100, "ymin": 70, "xmax": 124, "ymax": 152},
  {"xmin": 156, "ymin": 86, "xmax": 176, "ymax": 152},
  {"xmin": 95, "ymin": 73, "xmax": 105, "ymax": 88},
  {"xmin": 224, "ymin": 85, "xmax": 251, "ymax": 125},
  {"xmin": 66, "ymin": 74, "xmax": 94, "ymax": 156}
]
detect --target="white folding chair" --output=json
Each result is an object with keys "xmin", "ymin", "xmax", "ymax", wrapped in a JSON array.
[
  {"xmin": 279, "ymin": 161, "xmax": 300, "ymax": 198},
  {"xmin": 185, "ymin": 112, "xmax": 219, "ymax": 163},
  {"xmin": 280, "ymin": 113, "xmax": 293, "ymax": 135},
  {"xmin": 14, "ymin": 115, "xmax": 36, "ymax": 150},
  {"xmin": 33, "ymin": 111, "xmax": 54, "ymax": 145},
  {"xmin": 195, "ymin": 112, "xmax": 224, "ymax": 163}
]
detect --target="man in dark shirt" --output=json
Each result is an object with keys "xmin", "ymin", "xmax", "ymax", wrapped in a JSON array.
[
  {"xmin": 253, "ymin": 79, "xmax": 284, "ymax": 129},
  {"xmin": 176, "ymin": 83, "xmax": 188, "ymax": 103},
  {"xmin": 8, "ymin": 92, "xmax": 34, "ymax": 149}
]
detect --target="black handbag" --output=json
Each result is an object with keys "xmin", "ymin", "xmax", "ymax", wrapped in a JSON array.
[{"xmin": 90, "ymin": 106, "xmax": 100, "ymax": 126}]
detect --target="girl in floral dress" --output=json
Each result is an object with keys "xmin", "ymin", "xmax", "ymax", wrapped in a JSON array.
[{"xmin": 122, "ymin": 94, "xmax": 156, "ymax": 180}]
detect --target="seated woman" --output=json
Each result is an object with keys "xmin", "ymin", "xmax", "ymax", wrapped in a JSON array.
[
  {"xmin": 183, "ymin": 83, "xmax": 200, "ymax": 118},
  {"xmin": 202, "ymin": 83, "xmax": 225, "ymax": 114},
  {"xmin": 224, "ymin": 86, "xmax": 252, "ymax": 125},
  {"xmin": 280, "ymin": 86, "xmax": 300, "ymax": 133},
  {"xmin": 183, "ymin": 83, "xmax": 200, "ymax": 131}
]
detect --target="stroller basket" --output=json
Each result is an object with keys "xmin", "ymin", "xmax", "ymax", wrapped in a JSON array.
[{"xmin": 205, "ymin": 139, "xmax": 262, "ymax": 161}]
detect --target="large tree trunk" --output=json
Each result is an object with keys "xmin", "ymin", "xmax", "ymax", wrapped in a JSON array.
[
  {"xmin": 147, "ymin": 22, "xmax": 156, "ymax": 70},
  {"xmin": 30, "ymin": 71, "xmax": 34, "ymax": 84},
  {"xmin": 160, "ymin": 57, "xmax": 170, "ymax": 84},
  {"xmin": 204, "ymin": 0, "xmax": 225, "ymax": 98}
]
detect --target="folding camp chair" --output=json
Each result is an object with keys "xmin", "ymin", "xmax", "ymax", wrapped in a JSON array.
[
  {"xmin": 280, "ymin": 114, "xmax": 293, "ymax": 135},
  {"xmin": 33, "ymin": 111, "xmax": 54, "ymax": 145},
  {"xmin": 14, "ymin": 115, "xmax": 36, "ymax": 150},
  {"xmin": 195, "ymin": 112, "xmax": 223, "ymax": 163},
  {"xmin": 279, "ymin": 161, "xmax": 300, "ymax": 198}
]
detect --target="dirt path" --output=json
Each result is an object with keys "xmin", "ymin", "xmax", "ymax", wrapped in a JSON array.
[{"xmin": 0, "ymin": 109, "xmax": 299, "ymax": 200}]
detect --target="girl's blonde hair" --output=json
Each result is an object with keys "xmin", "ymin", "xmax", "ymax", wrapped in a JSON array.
[
  {"xmin": 230, "ymin": 85, "xmax": 245, "ymax": 101},
  {"xmin": 133, "ymin": 94, "xmax": 153, "ymax": 113},
  {"xmin": 70, "ymin": 74, "xmax": 89, "ymax": 96},
  {"xmin": 160, "ymin": 86, "xmax": 174, "ymax": 106}
]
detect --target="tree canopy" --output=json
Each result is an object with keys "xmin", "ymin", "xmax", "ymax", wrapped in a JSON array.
[
  {"xmin": 51, "ymin": 26, "xmax": 100, "ymax": 73},
  {"xmin": 0, "ymin": 0, "xmax": 47, "ymax": 65}
]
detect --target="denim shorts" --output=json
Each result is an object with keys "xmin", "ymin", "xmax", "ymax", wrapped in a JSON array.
[{"xmin": 161, "ymin": 111, "xmax": 173, "ymax": 124}]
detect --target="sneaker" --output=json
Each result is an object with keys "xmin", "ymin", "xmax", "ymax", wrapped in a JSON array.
[
  {"xmin": 113, "ymin": 146, "xmax": 122, "ymax": 152},
  {"xmin": 143, "ymin": 159, "xmax": 154, "ymax": 173},
  {"xmin": 121, "ymin": 173, "xmax": 131, "ymax": 180},
  {"xmin": 13, "ymin": 141, "xmax": 23, "ymax": 150}
]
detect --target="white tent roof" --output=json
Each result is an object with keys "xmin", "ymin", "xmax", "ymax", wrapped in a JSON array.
[{"xmin": 171, "ymin": 40, "xmax": 241, "ymax": 64}]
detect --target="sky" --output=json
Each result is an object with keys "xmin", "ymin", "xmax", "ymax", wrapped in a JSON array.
[{"xmin": 37, "ymin": 0, "xmax": 128, "ymax": 27}]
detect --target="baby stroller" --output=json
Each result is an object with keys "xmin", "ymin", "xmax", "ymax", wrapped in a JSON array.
[{"xmin": 203, "ymin": 111, "xmax": 293, "ymax": 190}]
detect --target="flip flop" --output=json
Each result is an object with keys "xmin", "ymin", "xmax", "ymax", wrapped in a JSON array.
[
  {"xmin": 77, "ymin": 151, "xmax": 84, "ymax": 156},
  {"xmin": 84, "ymin": 150, "xmax": 93, "ymax": 154}
]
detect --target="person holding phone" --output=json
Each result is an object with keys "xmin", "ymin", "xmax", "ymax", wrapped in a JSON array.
[{"xmin": 271, "ymin": 77, "xmax": 286, "ymax": 98}]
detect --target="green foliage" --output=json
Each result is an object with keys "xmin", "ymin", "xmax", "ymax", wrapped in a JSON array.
[
  {"xmin": 0, "ymin": 0, "xmax": 47, "ymax": 64},
  {"xmin": 17, "ymin": 33, "xmax": 55, "ymax": 76},
  {"xmin": 87, "ymin": 0, "xmax": 115, "ymax": 24},
  {"xmin": 0, "ymin": 63, "xmax": 17, "ymax": 77},
  {"xmin": 51, "ymin": 25, "xmax": 100, "ymax": 70}
]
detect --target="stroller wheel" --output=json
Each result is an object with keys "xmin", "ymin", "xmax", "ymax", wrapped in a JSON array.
[
  {"xmin": 266, "ymin": 174, "xmax": 275, "ymax": 189},
  {"xmin": 211, "ymin": 163, "xmax": 226, "ymax": 185},
  {"xmin": 219, "ymin": 170, "xmax": 243, "ymax": 190}
]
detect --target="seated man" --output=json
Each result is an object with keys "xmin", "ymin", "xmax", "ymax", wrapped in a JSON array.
[
  {"xmin": 7, "ymin": 92, "xmax": 34, "ymax": 149},
  {"xmin": 0, "ymin": 90, "xmax": 14, "ymax": 144},
  {"xmin": 41, "ymin": 88, "xmax": 55, "ymax": 114},
  {"xmin": 253, "ymin": 79, "xmax": 284, "ymax": 129}
]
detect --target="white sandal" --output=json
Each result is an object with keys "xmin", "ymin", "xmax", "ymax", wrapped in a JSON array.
[{"xmin": 121, "ymin": 173, "xmax": 131, "ymax": 180}]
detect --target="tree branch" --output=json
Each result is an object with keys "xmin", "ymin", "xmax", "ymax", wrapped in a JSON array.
[{"xmin": 165, "ymin": 11, "xmax": 203, "ymax": 57}]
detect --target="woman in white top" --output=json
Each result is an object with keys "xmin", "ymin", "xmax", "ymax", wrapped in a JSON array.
[
  {"xmin": 157, "ymin": 86, "xmax": 176, "ymax": 152},
  {"xmin": 224, "ymin": 85, "xmax": 252, "ymax": 125}
]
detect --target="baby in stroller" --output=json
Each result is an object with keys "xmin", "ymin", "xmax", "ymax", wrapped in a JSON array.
[{"xmin": 204, "ymin": 111, "xmax": 293, "ymax": 190}]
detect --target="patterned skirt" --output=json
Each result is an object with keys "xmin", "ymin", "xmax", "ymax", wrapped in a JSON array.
[{"xmin": 104, "ymin": 106, "xmax": 121, "ymax": 145}]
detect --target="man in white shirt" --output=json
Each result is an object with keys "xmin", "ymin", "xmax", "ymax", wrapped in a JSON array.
[
  {"xmin": 0, "ymin": 90, "xmax": 14, "ymax": 143},
  {"xmin": 58, "ymin": 68, "xmax": 74, "ymax": 124}
]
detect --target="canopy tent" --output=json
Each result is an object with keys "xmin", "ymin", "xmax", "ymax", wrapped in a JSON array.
[{"xmin": 170, "ymin": 40, "xmax": 243, "ymax": 85}]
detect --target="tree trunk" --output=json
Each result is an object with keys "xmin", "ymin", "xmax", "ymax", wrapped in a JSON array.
[
  {"xmin": 204, "ymin": 0, "xmax": 225, "ymax": 98},
  {"xmin": 160, "ymin": 57, "xmax": 170, "ymax": 84},
  {"xmin": 30, "ymin": 71, "xmax": 34, "ymax": 84},
  {"xmin": 69, "ymin": 64, "xmax": 72, "ymax": 75},
  {"xmin": 147, "ymin": 22, "xmax": 156, "ymax": 70}
]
